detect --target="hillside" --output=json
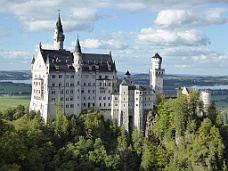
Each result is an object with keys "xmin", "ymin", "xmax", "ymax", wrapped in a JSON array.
[{"xmin": 0, "ymin": 70, "xmax": 31, "ymax": 80}]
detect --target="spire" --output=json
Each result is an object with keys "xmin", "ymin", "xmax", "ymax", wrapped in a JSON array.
[
  {"xmin": 113, "ymin": 60, "xmax": 116, "ymax": 71},
  {"xmin": 75, "ymin": 35, "xmax": 81, "ymax": 54},
  {"xmin": 56, "ymin": 10, "xmax": 63, "ymax": 33},
  {"xmin": 31, "ymin": 56, "xmax": 35, "ymax": 64},
  {"xmin": 39, "ymin": 42, "xmax": 42, "ymax": 50},
  {"xmin": 53, "ymin": 10, "xmax": 65, "ymax": 50}
]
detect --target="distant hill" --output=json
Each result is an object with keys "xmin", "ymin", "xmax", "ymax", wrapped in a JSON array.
[{"xmin": 0, "ymin": 70, "xmax": 31, "ymax": 80}]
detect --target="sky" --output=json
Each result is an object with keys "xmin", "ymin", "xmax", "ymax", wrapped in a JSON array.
[{"xmin": 0, "ymin": 0, "xmax": 228, "ymax": 76}]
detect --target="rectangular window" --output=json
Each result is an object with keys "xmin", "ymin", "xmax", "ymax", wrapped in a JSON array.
[
  {"xmin": 70, "ymin": 104, "xmax": 74, "ymax": 108},
  {"xmin": 71, "ymin": 75, "xmax": 74, "ymax": 78},
  {"xmin": 66, "ymin": 104, "xmax": 69, "ymax": 108},
  {"xmin": 52, "ymin": 75, "xmax": 55, "ymax": 78},
  {"xmin": 70, "ymin": 97, "xmax": 73, "ymax": 101},
  {"xmin": 59, "ymin": 75, "xmax": 62, "ymax": 78}
]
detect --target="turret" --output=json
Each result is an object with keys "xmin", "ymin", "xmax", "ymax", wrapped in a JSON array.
[
  {"xmin": 73, "ymin": 36, "xmax": 82, "ymax": 72},
  {"xmin": 124, "ymin": 70, "xmax": 131, "ymax": 85},
  {"xmin": 152, "ymin": 53, "xmax": 162, "ymax": 69},
  {"xmin": 53, "ymin": 12, "xmax": 65, "ymax": 50},
  {"xmin": 149, "ymin": 53, "xmax": 165, "ymax": 96}
]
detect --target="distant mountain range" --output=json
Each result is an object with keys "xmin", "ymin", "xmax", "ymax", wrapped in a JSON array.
[
  {"xmin": 0, "ymin": 70, "xmax": 31, "ymax": 80},
  {"xmin": 0, "ymin": 70, "xmax": 228, "ymax": 82}
]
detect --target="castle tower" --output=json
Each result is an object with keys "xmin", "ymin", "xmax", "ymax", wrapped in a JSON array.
[
  {"xmin": 73, "ymin": 36, "xmax": 82, "ymax": 115},
  {"xmin": 124, "ymin": 70, "xmax": 131, "ymax": 85},
  {"xmin": 149, "ymin": 53, "xmax": 165, "ymax": 96},
  {"xmin": 200, "ymin": 90, "xmax": 211, "ymax": 114},
  {"xmin": 73, "ymin": 36, "xmax": 82, "ymax": 71},
  {"xmin": 53, "ymin": 12, "xmax": 65, "ymax": 50}
]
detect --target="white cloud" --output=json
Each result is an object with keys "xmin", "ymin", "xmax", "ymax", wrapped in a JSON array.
[
  {"xmin": 154, "ymin": 9, "xmax": 227, "ymax": 29},
  {"xmin": 0, "ymin": 0, "xmax": 227, "ymax": 33},
  {"xmin": 137, "ymin": 28, "xmax": 210, "ymax": 46}
]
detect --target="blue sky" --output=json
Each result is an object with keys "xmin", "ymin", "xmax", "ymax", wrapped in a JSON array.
[{"xmin": 0, "ymin": 0, "xmax": 228, "ymax": 76}]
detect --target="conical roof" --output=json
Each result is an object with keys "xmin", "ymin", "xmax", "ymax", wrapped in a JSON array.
[
  {"xmin": 152, "ymin": 53, "xmax": 162, "ymax": 59},
  {"xmin": 125, "ymin": 70, "xmax": 131, "ymax": 75}
]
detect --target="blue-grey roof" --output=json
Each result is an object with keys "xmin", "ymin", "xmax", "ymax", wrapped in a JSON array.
[{"xmin": 39, "ymin": 49, "xmax": 116, "ymax": 73}]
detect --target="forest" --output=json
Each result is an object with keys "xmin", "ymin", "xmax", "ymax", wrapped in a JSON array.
[{"xmin": 1, "ymin": 91, "xmax": 228, "ymax": 171}]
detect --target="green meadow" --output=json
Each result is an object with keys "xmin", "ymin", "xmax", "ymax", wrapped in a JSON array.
[{"xmin": 0, "ymin": 96, "xmax": 30, "ymax": 111}]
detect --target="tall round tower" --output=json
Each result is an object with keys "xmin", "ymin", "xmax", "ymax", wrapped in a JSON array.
[
  {"xmin": 53, "ymin": 12, "xmax": 65, "ymax": 50},
  {"xmin": 124, "ymin": 70, "xmax": 131, "ymax": 85},
  {"xmin": 152, "ymin": 53, "xmax": 162, "ymax": 69},
  {"xmin": 149, "ymin": 53, "xmax": 165, "ymax": 96},
  {"xmin": 200, "ymin": 90, "xmax": 211, "ymax": 114}
]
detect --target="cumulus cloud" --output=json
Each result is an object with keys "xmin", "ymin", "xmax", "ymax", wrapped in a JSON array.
[
  {"xmin": 154, "ymin": 9, "xmax": 227, "ymax": 29},
  {"xmin": 0, "ymin": 0, "xmax": 227, "ymax": 33},
  {"xmin": 137, "ymin": 28, "xmax": 210, "ymax": 46}
]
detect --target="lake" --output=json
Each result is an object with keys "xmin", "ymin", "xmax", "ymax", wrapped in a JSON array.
[
  {"xmin": 195, "ymin": 85, "xmax": 228, "ymax": 90},
  {"xmin": 0, "ymin": 80, "xmax": 32, "ymax": 84}
]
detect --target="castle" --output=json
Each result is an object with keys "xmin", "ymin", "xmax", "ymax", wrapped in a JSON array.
[{"xmin": 29, "ymin": 14, "xmax": 165, "ymax": 133}]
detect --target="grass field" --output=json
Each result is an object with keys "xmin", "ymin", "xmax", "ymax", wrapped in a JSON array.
[
  {"xmin": 211, "ymin": 94, "xmax": 228, "ymax": 111},
  {"xmin": 0, "ymin": 96, "xmax": 30, "ymax": 111}
]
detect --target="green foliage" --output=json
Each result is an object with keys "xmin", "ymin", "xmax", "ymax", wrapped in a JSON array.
[
  {"xmin": 54, "ymin": 102, "xmax": 69, "ymax": 137},
  {"xmin": 1, "ymin": 92, "xmax": 228, "ymax": 171},
  {"xmin": 132, "ymin": 129, "xmax": 143, "ymax": 156}
]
